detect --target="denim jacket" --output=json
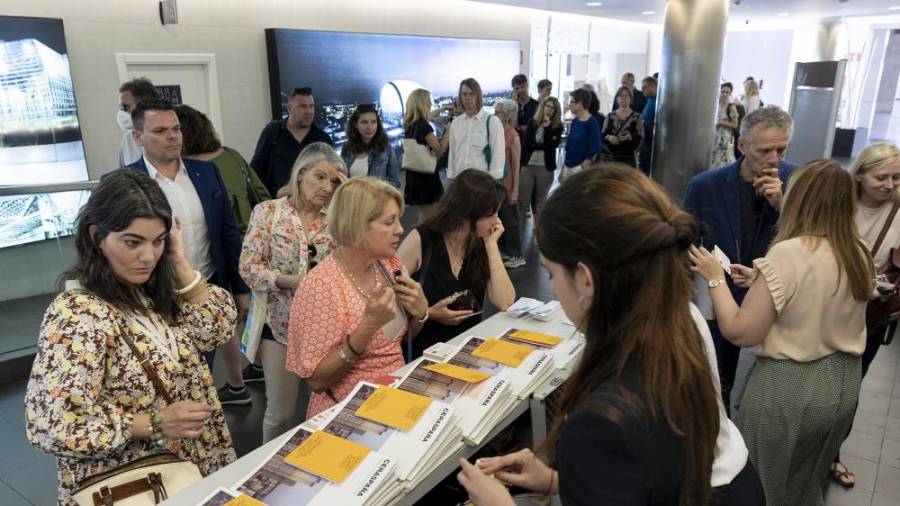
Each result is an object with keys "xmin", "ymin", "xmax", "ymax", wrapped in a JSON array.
[{"xmin": 339, "ymin": 144, "xmax": 402, "ymax": 189}]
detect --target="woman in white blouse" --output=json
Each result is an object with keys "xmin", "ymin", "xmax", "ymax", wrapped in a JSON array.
[
  {"xmin": 238, "ymin": 143, "xmax": 346, "ymax": 443},
  {"xmin": 690, "ymin": 159, "xmax": 874, "ymax": 505}
]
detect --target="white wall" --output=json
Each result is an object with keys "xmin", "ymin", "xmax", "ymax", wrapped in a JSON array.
[
  {"xmin": 721, "ymin": 30, "xmax": 794, "ymax": 107},
  {"xmin": 2, "ymin": 0, "xmax": 542, "ymax": 181},
  {"xmin": 0, "ymin": 0, "xmax": 654, "ymax": 302},
  {"xmin": 0, "ymin": 0, "xmax": 540, "ymax": 301}
]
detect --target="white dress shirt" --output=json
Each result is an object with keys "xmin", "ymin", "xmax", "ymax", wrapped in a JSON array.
[
  {"xmin": 144, "ymin": 157, "xmax": 215, "ymax": 281},
  {"xmin": 448, "ymin": 108, "xmax": 505, "ymax": 180}
]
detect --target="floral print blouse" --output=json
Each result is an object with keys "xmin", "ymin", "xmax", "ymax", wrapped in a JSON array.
[
  {"xmin": 286, "ymin": 255, "xmax": 407, "ymax": 417},
  {"xmin": 239, "ymin": 198, "xmax": 333, "ymax": 344},
  {"xmin": 25, "ymin": 286, "xmax": 237, "ymax": 506}
]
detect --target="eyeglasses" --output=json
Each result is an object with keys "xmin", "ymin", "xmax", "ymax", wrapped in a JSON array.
[{"xmin": 307, "ymin": 243, "xmax": 318, "ymax": 270}]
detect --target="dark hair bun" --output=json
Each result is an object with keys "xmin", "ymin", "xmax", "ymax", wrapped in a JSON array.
[{"xmin": 668, "ymin": 211, "xmax": 699, "ymax": 250}]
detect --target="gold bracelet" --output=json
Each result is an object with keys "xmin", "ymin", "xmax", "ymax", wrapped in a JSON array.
[{"xmin": 175, "ymin": 270, "xmax": 202, "ymax": 295}]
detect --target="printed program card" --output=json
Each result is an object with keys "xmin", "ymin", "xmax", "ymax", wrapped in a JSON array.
[
  {"xmin": 423, "ymin": 362, "xmax": 492, "ymax": 383},
  {"xmin": 471, "ymin": 338, "xmax": 533, "ymax": 367},
  {"xmin": 284, "ymin": 431, "xmax": 371, "ymax": 483},
  {"xmin": 506, "ymin": 329, "xmax": 563, "ymax": 347},
  {"xmin": 224, "ymin": 495, "xmax": 267, "ymax": 506},
  {"xmin": 354, "ymin": 386, "xmax": 433, "ymax": 431}
]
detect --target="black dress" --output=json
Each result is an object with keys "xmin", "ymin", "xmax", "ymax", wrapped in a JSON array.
[
  {"xmin": 404, "ymin": 119, "xmax": 444, "ymax": 206},
  {"xmin": 410, "ymin": 227, "xmax": 485, "ymax": 359}
]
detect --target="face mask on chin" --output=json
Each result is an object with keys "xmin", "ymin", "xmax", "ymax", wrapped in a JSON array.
[{"xmin": 117, "ymin": 109, "xmax": 133, "ymax": 131}]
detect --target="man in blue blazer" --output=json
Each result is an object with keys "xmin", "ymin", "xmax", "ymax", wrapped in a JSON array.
[
  {"xmin": 124, "ymin": 99, "xmax": 252, "ymax": 404},
  {"xmin": 683, "ymin": 106, "xmax": 797, "ymax": 413}
]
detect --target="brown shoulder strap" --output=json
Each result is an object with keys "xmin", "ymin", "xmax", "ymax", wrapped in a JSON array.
[
  {"xmin": 872, "ymin": 201, "xmax": 900, "ymax": 258},
  {"xmin": 115, "ymin": 315, "xmax": 175, "ymax": 405}
]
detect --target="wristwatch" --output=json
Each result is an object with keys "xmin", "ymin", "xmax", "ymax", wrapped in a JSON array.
[{"xmin": 708, "ymin": 279, "xmax": 725, "ymax": 289}]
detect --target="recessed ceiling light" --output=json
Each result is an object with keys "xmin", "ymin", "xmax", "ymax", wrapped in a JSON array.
[
  {"xmin": 586, "ymin": 2, "xmax": 603, "ymax": 6},
  {"xmin": 777, "ymin": 12, "xmax": 790, "ymax": 16},
  {"xmin": 641, "ymin": 10, "xmax": 655, "ymax": 15}
]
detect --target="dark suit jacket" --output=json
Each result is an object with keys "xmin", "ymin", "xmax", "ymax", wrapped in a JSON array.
[
  {"xmin": 522, "ymin": 122, "xmax": 563, "ymax": 171},
  {"xmin": 683, "ymin": 158, "xmax": 797, "ymax": 302},
  {"xmin": 122, "ymin": 158, "xmax": 249, "ymax": 294}
]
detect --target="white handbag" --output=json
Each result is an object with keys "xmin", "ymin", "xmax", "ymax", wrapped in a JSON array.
[
  {"xmin": 72, "ymin": 454, "xmax": 203, "ymax": 506},
  {"xmin": 240, "ymin": 199, "xmax": 287, "ymax": 361},
  {"xmin": 401, "ymin": 138, "xmax": 438, "ymax": 174}
]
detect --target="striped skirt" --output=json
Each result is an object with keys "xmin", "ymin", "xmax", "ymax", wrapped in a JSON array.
[{"xmin": 735, "ymin": 352, "xmax": 861, "ymax": 506}]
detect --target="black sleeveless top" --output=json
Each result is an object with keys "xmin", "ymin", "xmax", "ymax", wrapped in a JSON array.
[{"xmin": 411, "ymin": 227, "xmax": 485, "ymax": 359}]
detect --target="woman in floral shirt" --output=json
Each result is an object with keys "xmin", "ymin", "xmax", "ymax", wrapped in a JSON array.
[
  {"xmin": 25, "ymin": 170, "xmax": 237, "ymax": 506},
  {"xmin": 239, "ymin": 142, "xmax": 345, "ymax": 443}
]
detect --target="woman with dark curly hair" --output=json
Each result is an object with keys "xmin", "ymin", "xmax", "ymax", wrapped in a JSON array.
[{"xmin": 25, "ymin": 170, "xmax": 237, "ymax": 505}]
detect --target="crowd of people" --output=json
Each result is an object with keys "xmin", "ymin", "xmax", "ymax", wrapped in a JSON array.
[{"xmin": 21, "ymin": 68, "xmax": 900, "ymax": 506}]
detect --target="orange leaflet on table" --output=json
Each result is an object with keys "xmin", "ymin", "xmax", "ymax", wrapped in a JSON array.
[
  {"xmin": 423, "ymin": 362, "xmax": 491, "ymax": 383},
  {"xmin": 354, "ymin": 385, "xmax": 433, "ymax": 431},
  {"xmin": 283, "ymin": 431, "xmax": 371, "ymax": 483},
  {"xmin": 471, "ymin": 338, "xmax": 533, "ymax": 367},
  {"xmin": 224, "ymin": 495, "xmax": 266, "ymax": 506},
  {"xmin": 507, "ymin": 329, "xmax": 563, "ymax": 347}
]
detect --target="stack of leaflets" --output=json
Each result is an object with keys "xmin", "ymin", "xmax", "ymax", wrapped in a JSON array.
[
  {"xmin": 321, "ymin": 381, "xmax": 460, "ymax": 497},
  {"xmin": 496, "ymin": 327, "xmax": 584, "ymax": 371},
  {"xmin": 395, "ymin": 357, "xmax": 516, "ymax": 446},
  {"xmin": 504, "ymin": 297, "xmax": 544, "ymax": 318},
  {"xmin": 505, "ymin": 297, "xmax": 567, "ymax": 321},
  {"xmin": 220, "ymin": 423, "xmax": 397, "ymax": 506},
  {"xmin": 450, "ymin": 335, "xmax": 556, "ymax": 400}
]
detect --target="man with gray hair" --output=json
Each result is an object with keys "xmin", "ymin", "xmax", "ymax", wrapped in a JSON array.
[{"xmin": 683, "ymin": 105, "xmax": 797, "ymax": 414}]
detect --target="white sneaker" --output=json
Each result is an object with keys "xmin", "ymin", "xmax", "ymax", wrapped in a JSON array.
[
  {"xmin": 504, "ymin": 256, "xmax": 526, "ymax": 268},
  {"xmin": 500, "ymin": 252, "xmax": 511, "ymax": 261}
]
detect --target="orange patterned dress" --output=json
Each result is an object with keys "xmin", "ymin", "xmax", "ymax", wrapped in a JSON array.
[{"xmin": 286, "ymin": 255, "xmax": 407, "ymax": 417}]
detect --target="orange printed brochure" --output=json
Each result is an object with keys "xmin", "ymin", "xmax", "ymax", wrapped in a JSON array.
[
  {"xmin": 423, "ymin": 362, "xmax": 492, "ymax": 383},
  {"xmin": 471, "ymin": 338, "xmax": 533, "ymax": 367},
  {"xmin": 283, "ymin": 431, "xmax": 371, "ymax": 483},
  {"xmin": 355, "ymin": 385, "xmax": 433, "ymax": 431},
  {"xmin": 505, "ymin": 329, "xmax": 563, "ymax": 347},
  {"xmin": 224, "ymin": 496, "xmax": 267, "ymax": 506}
]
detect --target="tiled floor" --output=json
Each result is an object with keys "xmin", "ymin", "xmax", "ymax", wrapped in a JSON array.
[{"xmin": 2, "ymin": 206, "xmax": 899, "ymax": 505}]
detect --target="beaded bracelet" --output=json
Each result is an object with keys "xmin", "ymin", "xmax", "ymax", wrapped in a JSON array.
[{"xmin": 150, "ymin": 412, "xmax": 165, "ymax": 448}]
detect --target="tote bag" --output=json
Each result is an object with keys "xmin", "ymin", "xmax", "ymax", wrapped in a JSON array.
[
  {"xmin": 240, "ymin": 199, "xmax": 286, "ymax": 361},
  {"xmin": 401, "ymin": 138, "xmax": 437, "ymax": 174}
]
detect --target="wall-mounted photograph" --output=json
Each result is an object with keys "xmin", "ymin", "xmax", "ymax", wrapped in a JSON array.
[
  {"xmin": 265, "ymin": 28, "xmax": 520, "ymax": 150},
  {"xmin": 0, "ymin": 15, "xmax": 89, "ymax": 248}
]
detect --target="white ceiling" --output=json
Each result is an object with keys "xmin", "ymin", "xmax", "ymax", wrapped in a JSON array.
[{"xmin": 469, "ymin": 0, "xmax": 900, "ymax": 24}]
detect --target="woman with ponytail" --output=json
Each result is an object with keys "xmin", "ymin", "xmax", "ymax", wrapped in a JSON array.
[{"xmin": 457, "ymin": 163, "xmax": 762, "ymax": 506}]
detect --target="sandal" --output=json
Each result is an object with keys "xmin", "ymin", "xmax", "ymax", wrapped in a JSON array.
[{"xmin": 830, "ymin": 461, "xmax": 856, "ymax": 489}]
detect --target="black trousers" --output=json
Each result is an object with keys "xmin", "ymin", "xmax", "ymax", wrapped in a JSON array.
[
  {"xmin": 707, "ymin": 319, "xmax": 741, "ymax": 415},
  {"xmin": 711, "ymin": 460, "xmax": 766, "ymax": 506}
]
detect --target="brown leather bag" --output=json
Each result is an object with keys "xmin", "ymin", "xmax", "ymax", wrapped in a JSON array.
[
  {"xmin": 71, "ymin": 319, "xmax": 204, "ymax": 505},
  {"xmin": 866, "ymin": 202, "xmax": 900, "ymax": 346}
]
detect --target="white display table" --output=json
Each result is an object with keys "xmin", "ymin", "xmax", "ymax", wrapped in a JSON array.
[{"xmin": 162, "ymin": 310, "xmax": 578, "ymax": 505}]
